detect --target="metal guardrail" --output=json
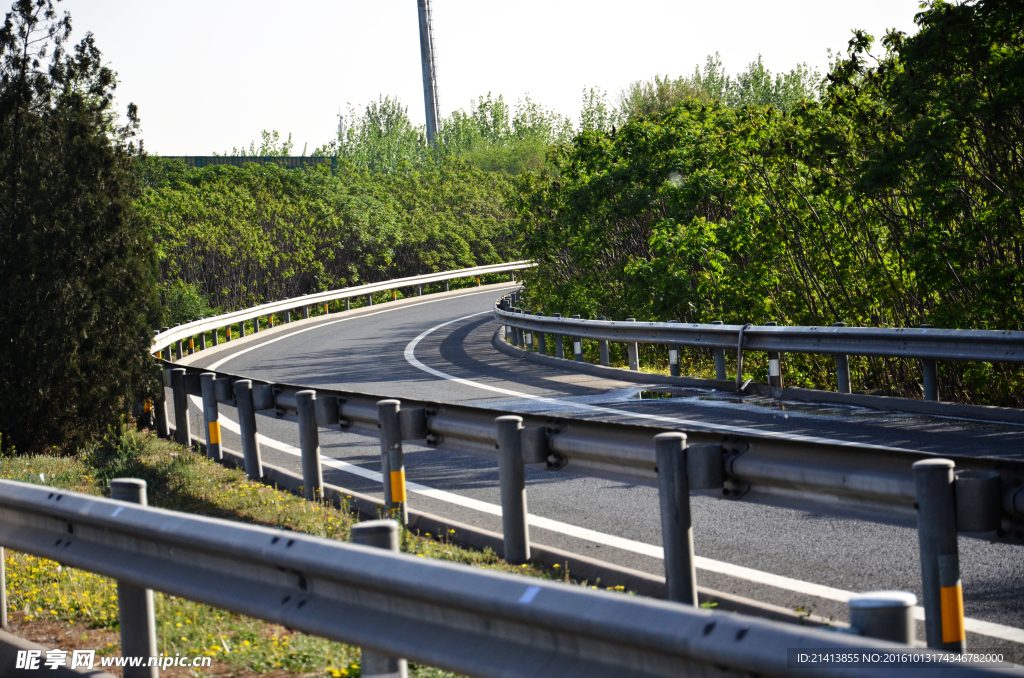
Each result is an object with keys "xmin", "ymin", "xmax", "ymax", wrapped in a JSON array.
[
  {"xmin": 493, "ymin": 291, "xmax": 1024, "ymax": 401},
  {"xmin": 168, "ymin": 369, "xmax": 1024, "ymax": 546},
  {"xmin": 153, "ymin": 261, "xmax": 534, "ymax": 353},
  {"xmin": 142, "ymin": 265, "xmax": 1024, "ymax": 657},
  {"xmin": 0, "ymin": 479, "xmax": 1007, "ymax": 678}
]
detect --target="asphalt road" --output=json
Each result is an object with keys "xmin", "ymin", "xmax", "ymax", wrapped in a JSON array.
[{"xmin": 173, "ymin": 283, "xmax": 1024, "ymax": 650}]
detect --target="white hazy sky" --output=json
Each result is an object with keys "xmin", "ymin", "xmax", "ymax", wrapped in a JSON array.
[{"xmin": 58, "ymin": 0, "xmax": 922, "ymax": 156}]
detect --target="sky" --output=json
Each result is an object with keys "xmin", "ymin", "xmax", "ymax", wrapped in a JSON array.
[{"xmin": 58, "ymin": 0, "xmax": 922, "ymax": 156}]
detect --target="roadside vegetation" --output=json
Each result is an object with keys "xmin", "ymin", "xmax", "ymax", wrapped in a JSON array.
[
  {"xmin": 0, "ymin": 426, "xmax": 590, "ymax": 677},
  {"xmin": 515, "ymin": 0, "xmax": 1024, "ymax": 406}
]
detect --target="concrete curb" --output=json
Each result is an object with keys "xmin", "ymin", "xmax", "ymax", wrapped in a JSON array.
[
  {"xmin": 0, "ymin": 629, "xmax": 116, "ymax": 677},
  {"xmin": 492, "ymin": 329, "xmax": 1024, "ymax": 425},
  {"xmin": 188, "ymin": 435, "xmax": 842, "ymax": 630}
]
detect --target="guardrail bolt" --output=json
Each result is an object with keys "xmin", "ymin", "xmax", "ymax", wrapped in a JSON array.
[
  {"xmin": 170, "ymin": 368, "xmax": 191, "ymax": 447},
  {"xmin": 377, "ymin": 399, "xmax": 407, "ymax": 524},
  {"xmin": 711, "ymin": 320, "xmax": 727, "ymax": 380},
  {"xmin": 913, "ymin": 459, "xmax": 965, "ymax": 651},
  {"xmin": 655, "ymin": 432, "xmax": 698, "ymax": 605},
  {"xmin": 496, "ymin": 416, "xmax": 531, "ymax": 564},
  {"xmin": 200, "ymin": 373, "xmax": 222, "ymax": 462},
  {"xmin": 848, "ymin": 592, "xmax": 917, "ymax": 644},
  {"xmin": 296, "ymin": 390, "xmax": 324, "ymax": 501},
  {"xmin": 597, "ymin": 316, "xmax": 610, "ymax": 365},
  {"xmin": 351, "ymin": 520, "xmax": 409, "ymax": 678},
  {"xmin": 572, "ymin": 315, "xmax": 584, "ymax": 362},
  {"xmin": 625, "ymin": 318, "xmax": 640, "ymax": 371},
  {"xmin": 111, "ymin": 478, "xmax": 159, "ymax": 678},
  {"xmin": 765, "ymin": 321, "xmax": 784, "ymax": 388},
  {"xmin": 232, "ymin": 379, "xmax": 264, "ymax": 480}
]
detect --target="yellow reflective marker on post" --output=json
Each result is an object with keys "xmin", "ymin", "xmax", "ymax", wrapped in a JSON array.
[
  {"xmin": 392, "ymin": 290, "xmax": 397, "ymax": 300},
  {"xmin": 476, "ymin": 276, "xmax": 481, "ymax": 286},
  {"xmin": 390, "ymin": 470, "xmax": 407, "ymax": 503},
  {"xmin": 143, "ymin": 399, "xmax": 152, "ymax": 413},
  {"xmin": 208, "ymin": 421, "xmax": 222, "ymax": 445},
  {"xmin": 323, "ymin": 303, "xmax": 328, "ymax": 314},
  {"xmin": 269, "ymin": 316, "xmax": 274, "ymax": 327},
  {"xmin": 226, "ymin": 327, "xmax": 232, "ymax": 341},
  {"xmin": 940, "ymin": 584, "xmax": 965, "ymax": 643},
  {"xmin": 188, "ymin": 337, "xmax": 195, "ymax": 353}
]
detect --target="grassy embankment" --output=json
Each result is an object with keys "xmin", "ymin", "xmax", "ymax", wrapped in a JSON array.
[{"xmin": 1, "ymin": 427, "xmax": 587, "ymax": 677}]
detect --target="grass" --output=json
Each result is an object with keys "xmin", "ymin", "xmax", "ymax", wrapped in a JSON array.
[{"xmin": 0, "ymin": 425, "xmax": 583, "ymax": 677}]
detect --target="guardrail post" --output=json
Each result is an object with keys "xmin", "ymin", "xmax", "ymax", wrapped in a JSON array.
[
  {"xmin": 848, "ymin": 592, "xmax": 917, "ymax": 644},
  {"xmin": 923, "ymin": 360, "xmax": 939, "ymax": 401},
  {"xmin": 199, "ymin": 323, "xmax": 207, "ymax": 350},
  {"xmin": 303, "ymin": 305, "xmax": 310, "ymax": 318},
  {"xmin": 200, "ymin": 373, "xmax": 222, "ymax": 462},
  {"xmin": 598, "ymin": 317, "xmax": 606, "ymax": 366},
  {"xmin": 253, "ymin": 316, "xmax": 260, "ymax": 333},
  {"xmin": 366, "ymin": 294, "xmax": 373, "ymax": 307},
  {"xmin": 553, "ymin": 314, "xmax": 564, "ymax": 359},
  {"xmin": 832, "ymin": 322, "xmax": 851, "ymax": 393},
  {"xmin": 920, "ymin": 324, "xmax": 939, "ymax": 401},
  {"xmin": 296, "ymin": 390, "xmax": 323, "ymax": 501},
  {"xmin": 111, "ymin": 479, "xmax": 158, "ymax": 678},
  {"xmin": 285, "ymin": 310, "xmax": 292, "ymax": 323},
  {"xmin": 524, "ymin": 312, "xmax": 534, "ymax": 350},
  {"xmin": 444, "ymin": 280, "xmax": 449, "ymax": 292},
  {"xmin": 241, "ymin": 319, "xmax": 249, "ymax": 338},
  {"xmin": 509, "ymin": 271, "xmax": 515, "ymax": 282},
  {"xmin": 765, "ymin": 321, "xmax": 784, "ymax": 388},
  {"xmin": 913, "ymin": 459, "xmax": 965, "ymax": 652},
  {"xmin": 536, "ymin": 316, "xmax": 547, "ymax": 355},
  {"xmin": 212, "ymin": 325, "xmax": 219, "ymax": 346},
  {"xmin": 232, "ymin": 380, "xmax": 264, "ymax": 480},
  {"xmin": 495, "ymin": 416, "xmax": 530, "ymax": 564},
  {"xmin": 416, "ymin": 285, "xmax": 423, "ymax": 296},
  {"xmin": 655, "ymin": 432, "xmax": 697, "ymax": 606},
  {"xmin": 572, "ymin": 315, "xmax": 584, "ymax": 362},
  {"xmin": 626, "ymin": 318, "xmax": 639, "ymax": 371},
  {"xmin": 711, "ymin": 320, "xmax": 727, "ymax": 380},
  {"xmin": 514, "ymin": 308, "xmax": 524, "ymax": 347},
  {"xmin": 667, "ymin": 320, "xmax": 680, "ymax": 376},
  {"xmin": 351, "ymin": 520, "xmax": 409, "ymax": 678},
  {"xmin": 377, "ymin": 400, "xmax": 407, "ymax": 524},
  {"xmin": 155, "ymin": 368, "xmax": 170, "ymax": 439},
  {"xmin": 170, "ymin": 368, "xmax": 191, "ymax": 447},
  {"xmin": 344, "ymin": 298, "xmax": 351, "ymax": 311}
]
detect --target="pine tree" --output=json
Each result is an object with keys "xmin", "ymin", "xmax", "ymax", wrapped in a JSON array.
[{"xmin": 0, "ymin": 0, "xmax": 159, "ymax": 453}]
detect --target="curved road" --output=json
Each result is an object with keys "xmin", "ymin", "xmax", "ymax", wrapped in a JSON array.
[{"xmin": 174, "ymin": 284, "xmax": 1024, "ymax": 650}]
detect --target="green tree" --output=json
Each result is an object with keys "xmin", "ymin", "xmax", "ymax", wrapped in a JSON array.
[{"xmin": 0, "ymin": 0, "xmax": 159, "ymax": 453}]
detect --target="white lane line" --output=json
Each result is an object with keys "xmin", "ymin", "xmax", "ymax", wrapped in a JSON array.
[
  {"xmin": 205, "ymin": 287, "xmax": 517, "ymax": 372},
  {"xmin": 190, "ymin": 395, "xmax": 1024, "ymax": 643}
]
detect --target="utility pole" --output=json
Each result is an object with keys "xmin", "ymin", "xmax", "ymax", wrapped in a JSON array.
[{"xmin": 416, "ymin": 0, "xmax": 440, "ymax": 143}]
